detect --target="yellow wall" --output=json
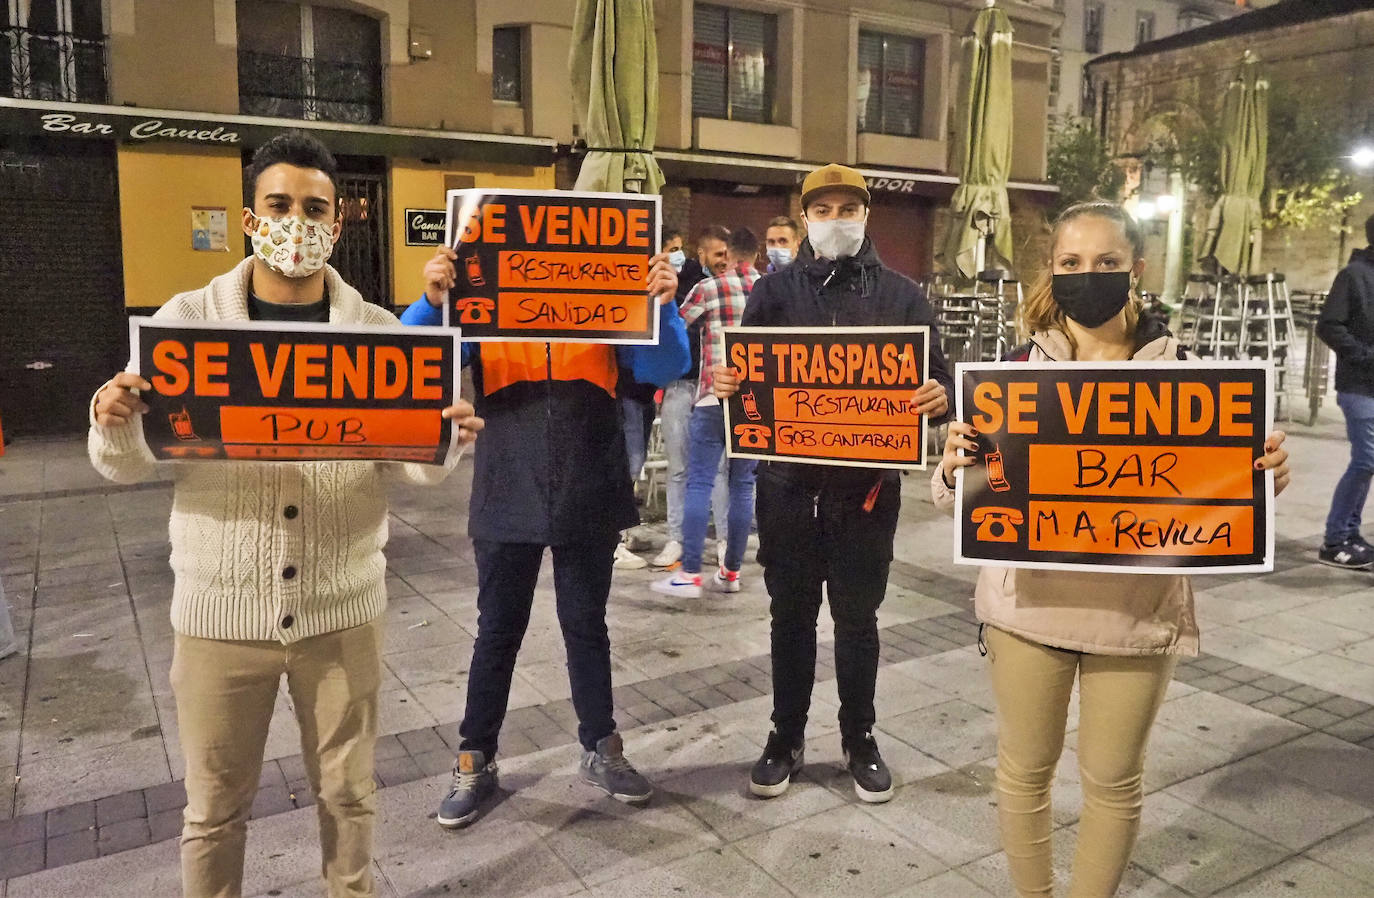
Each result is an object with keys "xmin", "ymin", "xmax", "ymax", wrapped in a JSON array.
[
  {"xmin": 117, "ymin": 145, "xmax": 246, "ymax": 307},
  {"xmin": 390, "ymin": 159, "xmax": 556, "ymax": 305}
]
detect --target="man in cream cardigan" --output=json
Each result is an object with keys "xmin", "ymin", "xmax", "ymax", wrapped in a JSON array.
[{"xmin": 88, "ymin": 133, "xmax": 484, "ymax": 898}]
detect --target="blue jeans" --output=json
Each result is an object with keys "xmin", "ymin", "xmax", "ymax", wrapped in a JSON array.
[
  {"xmin": 681, "ymin": 404, "xmax": 757, "ymax": 573},
  {"xmin": 662, "ymin": 379, "xmax": 730, "ymax": 545},
  {"xmin": 621, "ymin": 396, "xmax": 653, "ymax": 480},
  {"xmin": 1325, "ymin": 392, "xmax": 1374, "ymax": 544}
]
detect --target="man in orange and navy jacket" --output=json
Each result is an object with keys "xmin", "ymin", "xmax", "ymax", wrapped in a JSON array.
[{"xmin": 401, "ymin": 246, "xmax": 688, "ymax": 829}]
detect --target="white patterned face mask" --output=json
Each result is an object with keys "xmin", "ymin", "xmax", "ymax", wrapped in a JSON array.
[{"xmin": 247, "ymin": 212, "xmax": 335, "ymax": 278}]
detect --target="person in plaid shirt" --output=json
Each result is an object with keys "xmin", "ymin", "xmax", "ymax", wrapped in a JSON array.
[{"xmin": 652, "ymin": 227, "xmax": 761, "ymax": 598}]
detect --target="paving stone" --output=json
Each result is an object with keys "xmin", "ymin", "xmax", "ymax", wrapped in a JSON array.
[
  {"xmin": 692, "ymin": 665, "xmax": 734, "ymax": 687},
  {"xmin": 1251, "ymin": 694, "xmax": 1305, "ymax": 717},
  {"xmin": 143, "ymin": 780, "xmax": 186, "ymax": 814},
  {"xmin": 716, "ymin": 678, "xmax": 765, "ymax": 702},
  {"xmin": 45, "ymin": 801, "xmax": 94, "ymax": 837},
  {"xmin": 433, "ymin": 721, "xmax": 462, "ymax": 752},
  {"xmin": 504, "ymin": 705, "xmax": 557, "ymax": 731},
  {"xmin": 1284, "ymin": 684, "xmax": 1335, "ymax": 705},
  {"xmin": 1317, "ymin": 695, "xmax": 1372, "ymax": 718},
  {"xmin": 0, "ymin": 811, "xmax": 45, "ymax": 847},
  {"xmin": 0, "ymin": 838, "xmax": 45, "ymax": 879},
  {"xmin": 1286, "ymin": 706, "xmax": 1344, "ymax": 730},
  {"xmin": 287, "ymin": 779, "xmax": 317, "ymax": 809},
  {"xmin": 539, "ymin": 698, "xmax": 581, "ymax": 731},
  {"xmin": 374, "ymin": 755, "xmax": 424, "ymax": 788},
  {"xmin": 632, "ymin": 677, "xmax": 685, "ymax": 703},
  {"xmin": 276, "ymin": 753, "xmax": 309, "ymax": 783},
  {"xmin": 396, "ymin": 726, "xmax": 447, "ymax": 757},
  {"xmin": 1324, "ymin": 716, "xmax": 1374, "ymax": 744},
  {"xmin": 1219, "ymin": 683, "xmax": 1271, "ymax": 705},
  {"xmin": 1219, "ymin": 665, "xmax": 1267, "ymax": 684},
  {"xmin": 257, "ymin": 760, "xmax": 286, "ymax": 789},
  {"xmin": 1193, "ymin": 655, "xmax": 1239, "ymax": 673},
  {"xmin": 373, "ymin": 733, "xmax": 407, "ymax": 761},
  {"xmin": 623, "ymin": 701, "xmax": 673, "ymax": 725},
  {"xmin": 249, "ymin": 784, "xmax": 294, "ymax": 820},
  {"xmin": 46, "ymin": 828, "xmax": 97, "ymax": 866},
  {"xmin": 97, "ymin": 817, "xmax": 151, "ymax": 856},
  {"xmin": 524, "ymin": 725, "xmax": 575, "ymax": 751},
  {"xmin": 147, "ymin": 808, "xmax": 183, "ymax": 843},
  {"xmin": 496, "ymin": 728, "xmax": 540, "ymax": 759},
  {"xmin": 1191, "ymin": 674, "xmax": 1242, "ymax": 693},
  {"xmin": 95, "ymin": 789, "xmax": 147, "ymax": 827},
  {"xmin": 411, "ymin": 749, "xmax": 453, "ymax": 779},
  {"xmin": 685, "ymin": 685, "xmax": 733, "ymax": 710},
  {"xmin": 656, "ymin": 691, "xmax": 706, "ymax": 717}
]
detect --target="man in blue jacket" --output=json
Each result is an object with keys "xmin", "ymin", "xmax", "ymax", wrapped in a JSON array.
[
  {"xmin": 402, "ymin": 245, "xmax": 688, "ymax": 829},
  {"xmin": 1317, "ymin": 214, "xmax": 1374, "ymax": 568}
]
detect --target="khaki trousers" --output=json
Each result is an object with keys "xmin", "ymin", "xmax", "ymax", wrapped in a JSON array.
[
  {"xmin": 171, "ymin": 620, "xmax": 382, "ymax": 898},
  {"xmin": 985, "ymin": 626, "xmax": 1177, "ymax": 898}
]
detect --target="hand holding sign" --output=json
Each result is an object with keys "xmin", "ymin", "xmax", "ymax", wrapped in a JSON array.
[
  {"xmin": 713, "ymin": 363, "xmax": 740, "ymax": 400},
  {"xmin": 442, "ymin": 399, "xmax": 484, "ymax": 446},
  {"xmin": 1257, "ymin": 430, "xmax": 1290, "ymax": 495},
  {"xmin": 646, "ymin": 252, "xmax": 678, "ymax": 305},
  {"xmin": 424, "ymin": 247, "xmax": 458, "ymax": 308},
  {"xmin": 94, "ymin": 372, "xmax": 152, "ymax": 427},
  {"xmin": 912, "ymin": 379, "xmax": 948, "ymax": 418}
]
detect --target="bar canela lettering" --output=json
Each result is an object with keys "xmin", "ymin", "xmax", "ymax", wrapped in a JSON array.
[
  {"xmin": 954, "ymin": 361, "xmax": 1274, "ymax": 574},
  {"xmin": 723, "ymin": 326, "xmax": 930, "ymax": 470},
  {"xmin": 443, "ymin": 188, "xmax": 661, "ymax": 344},
  {"xmin": 131, "ymin": 320, "xmax": 463, "ymax": 465}
]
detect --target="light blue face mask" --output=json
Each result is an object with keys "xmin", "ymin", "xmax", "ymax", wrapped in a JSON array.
[
  {"xmin": 667, "ymin": 249, "xmax": 686, "ymax": 272},
  {"xmin": 767, "ymin": 247, "xmax": 794, "ymax": 270}
]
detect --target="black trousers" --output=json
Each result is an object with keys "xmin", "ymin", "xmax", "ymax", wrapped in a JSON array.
[
  {"xmin": 756, "ymin": 470, "xmax": 900, "ymax": 745},
  {"xmin": 459, "ymin": 534, "xmax": 619, "ymax": 757}
]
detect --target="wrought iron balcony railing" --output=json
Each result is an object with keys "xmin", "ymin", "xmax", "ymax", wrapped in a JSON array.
[
  {"xmin": 1, "ymin": 26, "xmax": 109, "ymax": 104},
  {"xmin": 238, "ymin": 49, "xmax": 382, "ymax": 125}
]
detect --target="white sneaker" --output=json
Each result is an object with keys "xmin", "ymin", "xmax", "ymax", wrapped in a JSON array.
[
  {"xmin": 613, "ymin": 544, "xmax": 647, "ymax": 570},
  {"xmin": 650, "ymin": 572, "xmax": 702, "ymax": 598},
  {"xmin": 713, "ymin": 565, "xmax": 741, "ymax": 593},
  {"xmin": 652, "ymin": 540, "xmax": 683, "ymax": 568}
]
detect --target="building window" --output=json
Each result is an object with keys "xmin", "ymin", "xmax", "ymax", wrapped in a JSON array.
[
  {"xmin": 857, "ymin": 32, "xmax": 924, "ymax": 138},
  {"xmin": 1083, "ymin": 2, "xmax": 1104, "ymax": 54},
  {"xmin": 1135, "ymin": 11, "xmax": 1155, "ymax": 46},
  {"xmin": 1080, "ymin": 72, "xmax": 1096, "ymax": 119},
  {"xmin": 492, "ymin": 27, "xmax": 523, "ymax": 103},
  {"xmin": 2, "ymin": 0, "xmax": 107, "ymax": 103},
  {"xmin": 237, "ymin": 0, "xmax": 382, "ymax": 125},
  {"xmin": 692, "ymin": 4, "xmax": 777, "ymax": 125}
]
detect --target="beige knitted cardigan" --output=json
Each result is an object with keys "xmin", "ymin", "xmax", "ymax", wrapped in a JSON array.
[{"xmin": 88, "ymin": 258, "xmax": 461, "ymax": 643}]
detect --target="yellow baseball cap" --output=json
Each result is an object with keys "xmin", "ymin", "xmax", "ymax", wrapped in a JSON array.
[{"xmin": 800, "ymin": 163, "xmax": 870, "ymax": 209}]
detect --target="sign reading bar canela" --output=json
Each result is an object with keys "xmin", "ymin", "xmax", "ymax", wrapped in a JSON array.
[
  {"xmin": 130, "ymin": 319, "xmax": 463, "ymax": 465},
  {"xmin": 722, "ymin": 326, "xmax": 930, "ymax": 469},
  {"xmin": 954, "ymin": 361, "xmax": 1274, "ymax": 574},
  {"xmin": 443, "ymin": 188, "xmax": 662, "ymax": 344}
]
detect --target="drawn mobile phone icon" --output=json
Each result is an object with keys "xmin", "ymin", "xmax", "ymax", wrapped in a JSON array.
[
  {"xmin": 985, "ymin": 443, "xmax": 1010, "ymax": 492},
  {"xmin": 169, "ymin": 407, "xmax": 199, "ymax": 441},
  {"xmin": 465, "ymin": 254, "xmax": 485, "ymax": 286},
  {"xmin": 740, "ymin": 388, "xmax": 762, "ymax": 421}
]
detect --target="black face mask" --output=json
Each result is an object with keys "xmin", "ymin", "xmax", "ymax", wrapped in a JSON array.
[{"xmin": 1051, "ymin": 271, "xmax": 1132, "ymax": 328}]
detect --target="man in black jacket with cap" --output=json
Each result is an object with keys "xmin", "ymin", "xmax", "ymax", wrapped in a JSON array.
[{"xmin": 714, "ymin": 163, "xmax": 954, "ymax": 803}]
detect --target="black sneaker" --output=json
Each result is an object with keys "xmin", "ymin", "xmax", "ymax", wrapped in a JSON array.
[
  {"xmin": 1318, "ymin": 539, "xmax": 1374, "ymax": 570},
  {"xmin": 436, "ymin": 750, "xmax": 498, "ymax": 828},
  {"xmin": 843, "ymin": 733, "xmax": 893, "ymax": 803},
  {"xmin": 580, "ymin": 732, "xmax": 653, "ymax": 804},
  {"xmin": 749, "ymin": 731, "xmax": 804, "ymax": 798}
]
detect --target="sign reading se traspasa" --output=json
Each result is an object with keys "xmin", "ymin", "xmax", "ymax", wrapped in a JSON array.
[
  {"xmin": 130, "ymin": 319, "xmax": 463, "ymax": 465},
  {"xmin": 443, "ymin": 188, "xmax": 661, "ymax": 344},
  {"xmin": 723, "ymin": 326, "xmax": 930, "ymax": 469},
  {"xmin": 954, "ymin": 361, "xmax": 1274, "ymax": 574}
]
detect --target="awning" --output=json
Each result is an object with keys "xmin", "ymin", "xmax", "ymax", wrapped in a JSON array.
[{"xmin": 0, "ymin": 96, "xmax": 558, "ymax": 166}]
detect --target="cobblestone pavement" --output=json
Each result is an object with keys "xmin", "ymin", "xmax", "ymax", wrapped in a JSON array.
[{"xmin": 2, "ymin": 409, "xmax": 1373, "ymax": 897}]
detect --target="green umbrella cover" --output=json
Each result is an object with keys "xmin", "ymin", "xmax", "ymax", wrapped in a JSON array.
[{"xmin": 1202, "ymin": 52, "xmax": 1268, "ymax": 276}]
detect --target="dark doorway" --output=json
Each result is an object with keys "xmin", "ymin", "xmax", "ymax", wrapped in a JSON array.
[
  {"xmin": 333, "ymin": 161, "xmax": 390, "ymax": 308},
  {"xmin": 0, "ymin": 138, "xmax": 125, "ymax": 438}
]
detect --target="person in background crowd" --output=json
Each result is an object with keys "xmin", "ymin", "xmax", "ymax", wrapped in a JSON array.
[
  {"xmin": 653, "ymin": 227, "xmax": 761, "ymax": 598},
  {"xmin": 663, "ymin": 228, "xmax": 686, "ymax": 273},
  {"xmin": 714, "ymin": 163, "xmax": 953, "ymax": 804},
  {"xmin": 765, "ymin": 215, "xmax": 802, "ymax": 272},
  {"xmin": 1316, "ymin": 213, "xmax": 1374, "ymax": 569},
  {"xmin": 654, "ymin": 225, "xmax": 734, "ymax": 569},
  {"xmin": 934, "ymin": 200, "xmax": 1291, "ymax": 898},
  {"xmin": 89, "ymin": 132, "xmax": 484, "ymax": 898},
  {"xmin": 403, "ymin": 237, "xmax": 688, "ymax": 830}
]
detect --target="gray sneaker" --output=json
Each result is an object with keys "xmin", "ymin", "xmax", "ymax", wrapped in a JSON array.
[
  {"xmin": 436, "ymin": 750, "xmax": 498, "ymax": 828},
  {"xmin": 580, "ymin": 732, "xmax": 653, "ymax": 804}
]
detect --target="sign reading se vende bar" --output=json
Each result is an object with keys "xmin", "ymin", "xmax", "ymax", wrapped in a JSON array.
[
  {"xmin": 723, "ymin": 327, "xmax": 930, "ymax": 469},
  {"xmin": 130, "ymin": 319, "xmax": 463, "ymax": 465},
  {"xmin": 443, "ymin": 189, "xmax": 662, "ymax": 344},
  {"xmin": 954, "ymin": 361, "xmax": 1274, "ymax": 574}
]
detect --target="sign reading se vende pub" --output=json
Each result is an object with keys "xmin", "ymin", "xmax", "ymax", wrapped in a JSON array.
[
  {"xmin": 442, "ymin": 189, "xmax": 662, "ymax": 344},
  {"xmin": 954, "ymin": 361, "xmax": 1274, "ymax": 575}
]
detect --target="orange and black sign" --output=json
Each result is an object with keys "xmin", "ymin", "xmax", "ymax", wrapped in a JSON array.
[
  {"xmin": 130, "ymin": 319, "xmax": 463, "ymax": 465},
  {"xmin": 955, "ymin": 361, "xmax": 1274, "ymax": 574},
  {"xmin": 723, "ymin": 326, "xmax": 930, "ymax": 469},
  {"xmin": 443, "ymin": 189, "xmax": 661, "ymax": 344}
]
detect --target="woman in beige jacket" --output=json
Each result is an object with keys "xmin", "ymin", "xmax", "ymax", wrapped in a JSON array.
[{"xmin": 931, "ymin": 202, "xmax": 1291, "ymax": 897}]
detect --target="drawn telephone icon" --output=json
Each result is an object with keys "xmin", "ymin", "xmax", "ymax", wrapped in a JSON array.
[
  {"xmin": 734, "ymin": 423, "xmax": 772, "ymax": 449},
  {"xmin": 985, "ymin": 443, "xmax": 1010, "ymax": 492},
  {"xmin": 971, "ymin": 506, "xmax": 1023, "ymax": 543},
  {"xmin": 454, "ymin": 296, "xmax": 495, "ymax": 324},
  {"xmin": 740, "ymin": 389, "xmax": 762, "ymax": 421}
]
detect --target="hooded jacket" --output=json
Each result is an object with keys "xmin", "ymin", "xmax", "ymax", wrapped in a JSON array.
[
  {"xmin": 930, "ymin": 326, "xmax": 1201, "ymax": 656},
  {"xmin": 1316, "ymin": 246, "xmax": 1374, "ymax": 397},
  {"xmin": 742, "ymin": 237, "xmax": 955, "ymax": 494}
]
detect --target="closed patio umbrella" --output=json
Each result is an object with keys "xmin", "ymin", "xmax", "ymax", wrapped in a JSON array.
[
  {"xmin": 570, "ymin": 0, "xmax": 665, "ymax": 196},
  {"xmin": 942, "ymin": 1, "xmax": 1014, "ymax": 280},
  {"xmin": 1201, "ymin": 52, "xmax": 1268, "ymax": 276}
]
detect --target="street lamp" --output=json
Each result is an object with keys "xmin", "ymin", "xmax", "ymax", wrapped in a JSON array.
[{"xmin": 1350, "ymin": 145, "xmax": 1374, "ymax": 170}]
